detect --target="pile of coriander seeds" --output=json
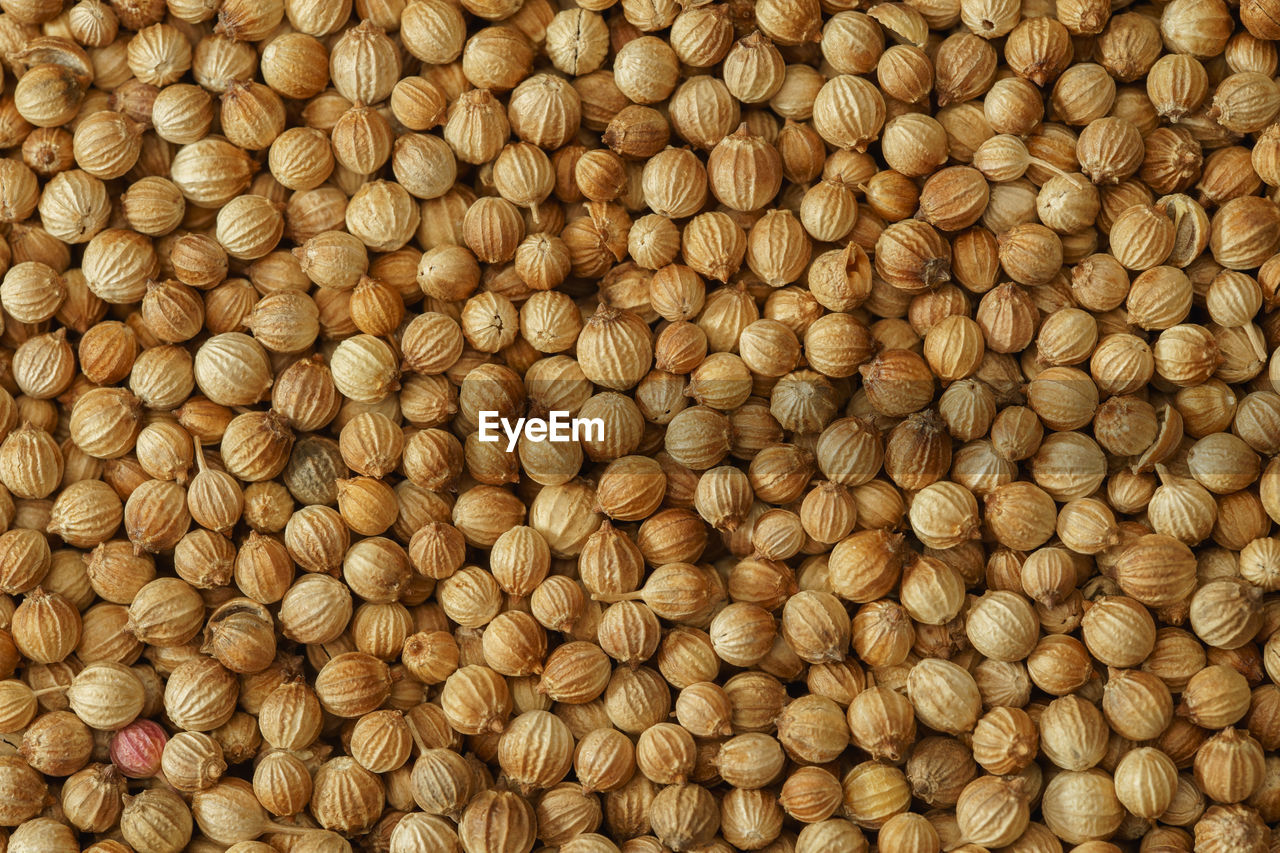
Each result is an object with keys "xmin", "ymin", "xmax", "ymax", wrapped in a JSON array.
[{"xmin": 0, "ymin": 0, "xmax": 1280, "ymax": 850}]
